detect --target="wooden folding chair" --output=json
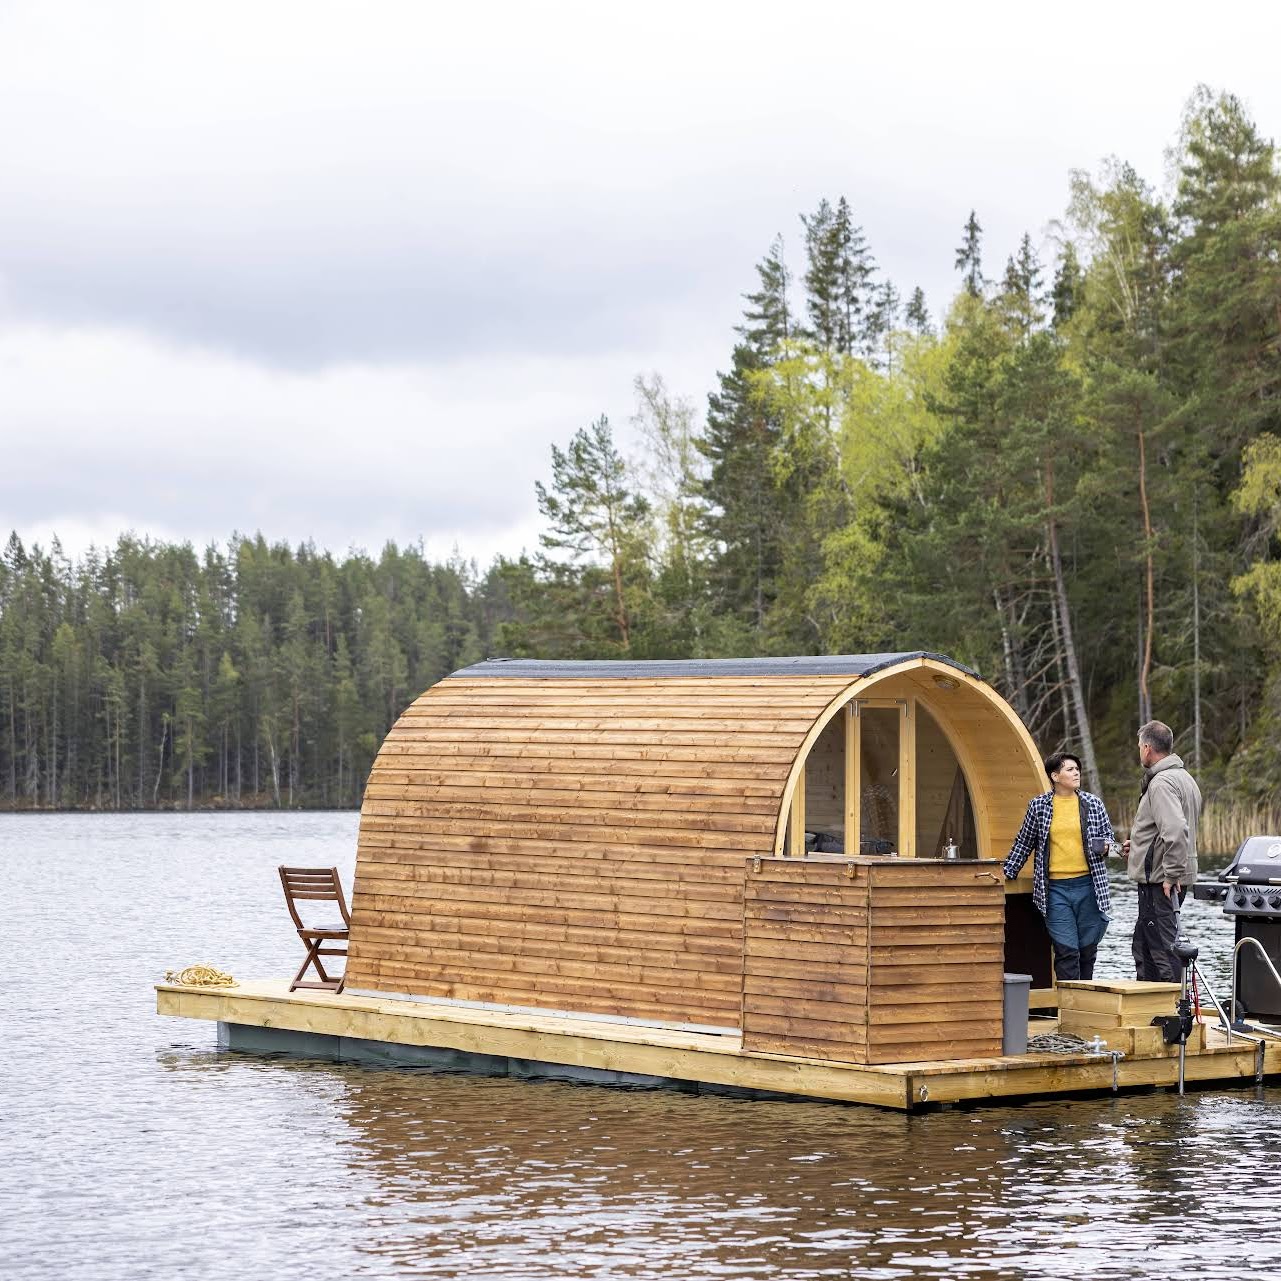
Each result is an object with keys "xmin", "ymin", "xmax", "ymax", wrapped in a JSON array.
[{"xmin": 279, "ymin": 866, "xmax": 351, "ymax": 993}]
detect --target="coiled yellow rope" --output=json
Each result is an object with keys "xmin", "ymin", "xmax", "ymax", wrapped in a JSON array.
[{"xmin": 164, "ymin": 964, "xmax": 238, "ymax": 988}]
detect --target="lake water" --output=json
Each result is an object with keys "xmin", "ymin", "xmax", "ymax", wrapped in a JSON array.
[{"xmin": 4, "ymin": 813, "xmax": 1280, "ymax": 1280}]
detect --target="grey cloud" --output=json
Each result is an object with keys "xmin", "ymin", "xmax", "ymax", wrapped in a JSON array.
[
  {"xmin": 0, "ymin": 218, "xmax": 715, "ymax": 367},
  {"xmin": 0, "ymin": 321, "xmax": 645, "ymax": 563},
  {"xmin": 7, "ymin": 447, "xmax": 506, "ymax": 539}
]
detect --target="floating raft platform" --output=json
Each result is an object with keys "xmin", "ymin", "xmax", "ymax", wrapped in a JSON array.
[
  {"xmin": 157, "ymin": 978, "xmax": 1281, "ymax": 1111},
  {"xmin": 156, "ymin": 655, "xmax": 1281, "ymax": 1109}
]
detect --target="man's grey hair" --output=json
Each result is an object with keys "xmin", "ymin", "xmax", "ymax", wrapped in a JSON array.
[{"xmin": 1139, "ymin": 720, "xmax": 1174, "ymax": 755}]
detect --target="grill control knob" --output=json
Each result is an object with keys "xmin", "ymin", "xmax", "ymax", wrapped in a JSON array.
[
  {"xmin": 1235, "ymin": 892, "xmax": 1248, "ymax": 906},
  {"xmin": 1270, "ymin": 896, "xmax": 1281, "ymax": 910},
  {"xmin": 1252, "ymin": 895, "xmax": 1267, "ymax": 909}
]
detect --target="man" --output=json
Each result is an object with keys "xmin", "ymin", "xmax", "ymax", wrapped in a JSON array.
[{"xmin": 1125, "ymin": 720, "xmax": 1202, "ymax": 982}]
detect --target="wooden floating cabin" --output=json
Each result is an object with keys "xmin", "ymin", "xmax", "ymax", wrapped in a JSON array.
[{"xmin": 158, "ymin": 652, "xmax": 1281, "ymax": 1108}]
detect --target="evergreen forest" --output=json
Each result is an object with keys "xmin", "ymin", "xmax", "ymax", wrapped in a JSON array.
[{"xmin": 4, "ymin": 88, "xmax": 1281, "ymax": 818}]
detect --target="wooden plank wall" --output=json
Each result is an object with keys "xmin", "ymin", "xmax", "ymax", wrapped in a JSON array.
[
  {"xmin": 864, "ymin": 860, "xmax": 1004, "ymax": 1062},
  {"xmin": 742, "ymin": 859, "xmax": 871, "ymax": 1060},
  {"xmin": 345, "ymin": 674, "xmax": 852, "ymax": 1027},
  {"xmin": 742, "ymin": 857, "xmax": 1005, "ymax": 1064}
]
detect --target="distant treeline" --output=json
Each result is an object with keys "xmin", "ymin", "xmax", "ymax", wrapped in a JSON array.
[
  {"xmin": 0, "ymin": 535, "xmax": 511, "ymax": 809},
  {"xmin": 4, "ymin": 87, "xmax": 1281, "ymax": 811}
]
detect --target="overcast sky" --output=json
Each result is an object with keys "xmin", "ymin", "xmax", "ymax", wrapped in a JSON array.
[{"xmin": 3, "ymin": 1, "xmax": 1280, "ymax": 568}]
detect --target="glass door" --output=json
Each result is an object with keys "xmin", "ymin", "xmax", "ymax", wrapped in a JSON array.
[{"xmin": 848, "ymin": 698, "xmax": 915, "ymax": 858}]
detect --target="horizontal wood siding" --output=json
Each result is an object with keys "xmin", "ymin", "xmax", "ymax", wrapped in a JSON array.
[
  {"xmin": 346, "ymin": 675, "xmax": 851, "ymax": 1025},
  {"xmin": 865, "ymin": 861, "xmax": 1004, "ymax": 1062},
  {"xmin": 741, "ymin": 857, "xmax": 1006, "ymax": 1063},
  {"xmin": 741, "ymin": 860, "xmax": 870, "ymax": 1059}
]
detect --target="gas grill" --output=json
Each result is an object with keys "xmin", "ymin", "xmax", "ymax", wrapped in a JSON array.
[{"xmin": 1192, "ymin": 835, "xmax": 1281, "ymax": 1017}]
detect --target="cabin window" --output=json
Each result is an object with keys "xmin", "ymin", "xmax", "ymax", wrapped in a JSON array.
[
  {"xmin": 916, "ymin": 703, "xmax": 977, "ymax": 859},
  {"xmin": 856, "ymin": 705, "xmax": 900, "ymax": 855},
  {"xmin": 786, "ymin": 695, "xmax": 976, "ymax": 860},
  {"xmin": 798, "ymin": 716, "xmax": 844, "ymax": 851}
]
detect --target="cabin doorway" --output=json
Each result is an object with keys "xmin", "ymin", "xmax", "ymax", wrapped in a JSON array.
[{"xmin": 784, "ymin": 696, "xmax": 977, "ymax": 860}]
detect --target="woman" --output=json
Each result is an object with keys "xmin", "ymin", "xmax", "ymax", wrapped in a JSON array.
[{"xmin": 1003, "ymin": 752, "xmax": 1116, "ymax": 982}]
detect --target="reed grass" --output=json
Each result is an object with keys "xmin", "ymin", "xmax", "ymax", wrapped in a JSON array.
[{"xmin": 1111, "ymin": 797, "xmax": 1281, "ymax": 859}]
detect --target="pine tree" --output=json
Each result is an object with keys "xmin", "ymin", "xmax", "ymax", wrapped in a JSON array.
[
  {"xmin": 955, "ymin": 210, "xmax": 984, "ymax": 297},
  {"xmin": 738, "ymin": 234, "xmax": 792, "ymax": 355},
  {"xmin": 332, "ymin": 636, "xmax": 361, "ymax": 805},
  {"xmin": 1169, "ymin": 87, "xmax": 1281, "ymax": 462},
  {"xmin": 904, "ymin": 286, "xmax": 932, "ymax": 335},
  {"xmin": 867, "ymin": 280, "xmax": 901, "ymax": 368},
  {"xmin": 800, "ymin": 197, "xmax": 877, "ymax": 356},
  {"xmin": 698, "ymin": 345, "xmax": 785, "ymax": 635},
  {"xmin": 211, "ymin": 650, "xmax": 240, "ymax": 802},
  {"xmin": 1167, "ymin": 88, "xmax": 1281, "ymax": 772},
  {"xmin": 834, "ymin": 197, "xmax": 877, "ymax": 357},
  {"xmin": 1000, "ymin": 233, "xmax": 1044, "ymax": 339},
  {"xmin": 800, "ymin": 198, "xmax": 841, "ymax": 349},
  {"xmin": 1050, "ymin": 242, "xmax": 1083, "ymax": 329},
  {"xmin": 535, "ymin": 416, "xmax": 650, "ymax": 652}
]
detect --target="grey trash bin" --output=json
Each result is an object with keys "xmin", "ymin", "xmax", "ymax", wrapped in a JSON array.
[{"xmin": 1002, "ymin": 972, "xmax": 1033, "ymax": 1055}]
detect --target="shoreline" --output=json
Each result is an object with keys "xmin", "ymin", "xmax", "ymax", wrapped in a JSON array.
[{"xmin": 0, "ymin": 800, "xmax": 361, "ymax": 815}]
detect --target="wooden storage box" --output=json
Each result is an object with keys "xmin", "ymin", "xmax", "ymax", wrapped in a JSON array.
[
  {"xmin": 741, "ymin": 854, "xmax": 1006, "ymax": 1064},
  {"xmin": 1057, "ymin": 980, "xmax": 1205, "ymax": 1055}
]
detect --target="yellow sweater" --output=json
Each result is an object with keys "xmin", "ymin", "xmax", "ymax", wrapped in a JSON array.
[{"xmin": 1048, "ymin": 794, "xmax": 1088, "ymax": 879}]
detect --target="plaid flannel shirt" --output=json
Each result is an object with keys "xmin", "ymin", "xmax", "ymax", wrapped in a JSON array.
[{"xmin": 1002, "ymin": 790, "xmax": 1114, "ymax": 919}]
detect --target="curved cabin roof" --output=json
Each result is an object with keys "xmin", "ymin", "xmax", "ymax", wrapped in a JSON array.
[
  {"xmin": 346, "ymin": 652, "xmax": 1043, "ymax": 1030},
  {"xmin": 455, "ymin": 652, "xmax": 976, "ymax": 679}
]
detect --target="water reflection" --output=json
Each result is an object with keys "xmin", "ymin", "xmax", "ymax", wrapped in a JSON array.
[
  {"xmin": 334, "ymin": 1068, "xmax": 1019, "ymax": 1278},
  {"xmin": 327, "ymin": 1065, "xmax": 1281, "ymax": 1279}
]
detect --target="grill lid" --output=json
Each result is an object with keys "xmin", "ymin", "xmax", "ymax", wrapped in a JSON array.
[{"xmin": 1223, "ymin": 835, "xmax": 1281, "ymax": 884}]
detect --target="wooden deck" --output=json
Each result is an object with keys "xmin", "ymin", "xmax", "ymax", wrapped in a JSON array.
[{"xmin": 157, "ymin": 979, "xmax": 1281, "ymax": 1111}]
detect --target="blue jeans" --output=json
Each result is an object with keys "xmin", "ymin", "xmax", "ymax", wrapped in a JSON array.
[{"xmin": 1045, "ymin": 874, "xmax": 1108, "ymax": 981}]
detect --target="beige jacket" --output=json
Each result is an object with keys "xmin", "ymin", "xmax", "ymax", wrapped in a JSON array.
[{"xmin": 1126, "ymin": 754, "xmax": 1201, "ymax": 885}]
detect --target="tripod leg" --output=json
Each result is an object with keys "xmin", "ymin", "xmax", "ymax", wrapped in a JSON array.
[{"xmin": 1177, "ymin": 965, "xmax": 1190, "ymax": 1095}]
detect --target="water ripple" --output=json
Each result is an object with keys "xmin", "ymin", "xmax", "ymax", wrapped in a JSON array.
[{"xmin": 2, "ymin": 814, "xmax": 1278, "ymax": 1280}]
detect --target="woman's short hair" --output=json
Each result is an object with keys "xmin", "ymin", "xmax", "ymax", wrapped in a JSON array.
[{"xmin": 1044, "ymin": 751, "xmax": 1083, "ymax": 782}]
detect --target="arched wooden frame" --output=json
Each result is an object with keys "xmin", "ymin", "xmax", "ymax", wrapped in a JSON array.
[{"xmin": 772, "ymin": 657, "xmax": 1042, "ymax": 862}]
